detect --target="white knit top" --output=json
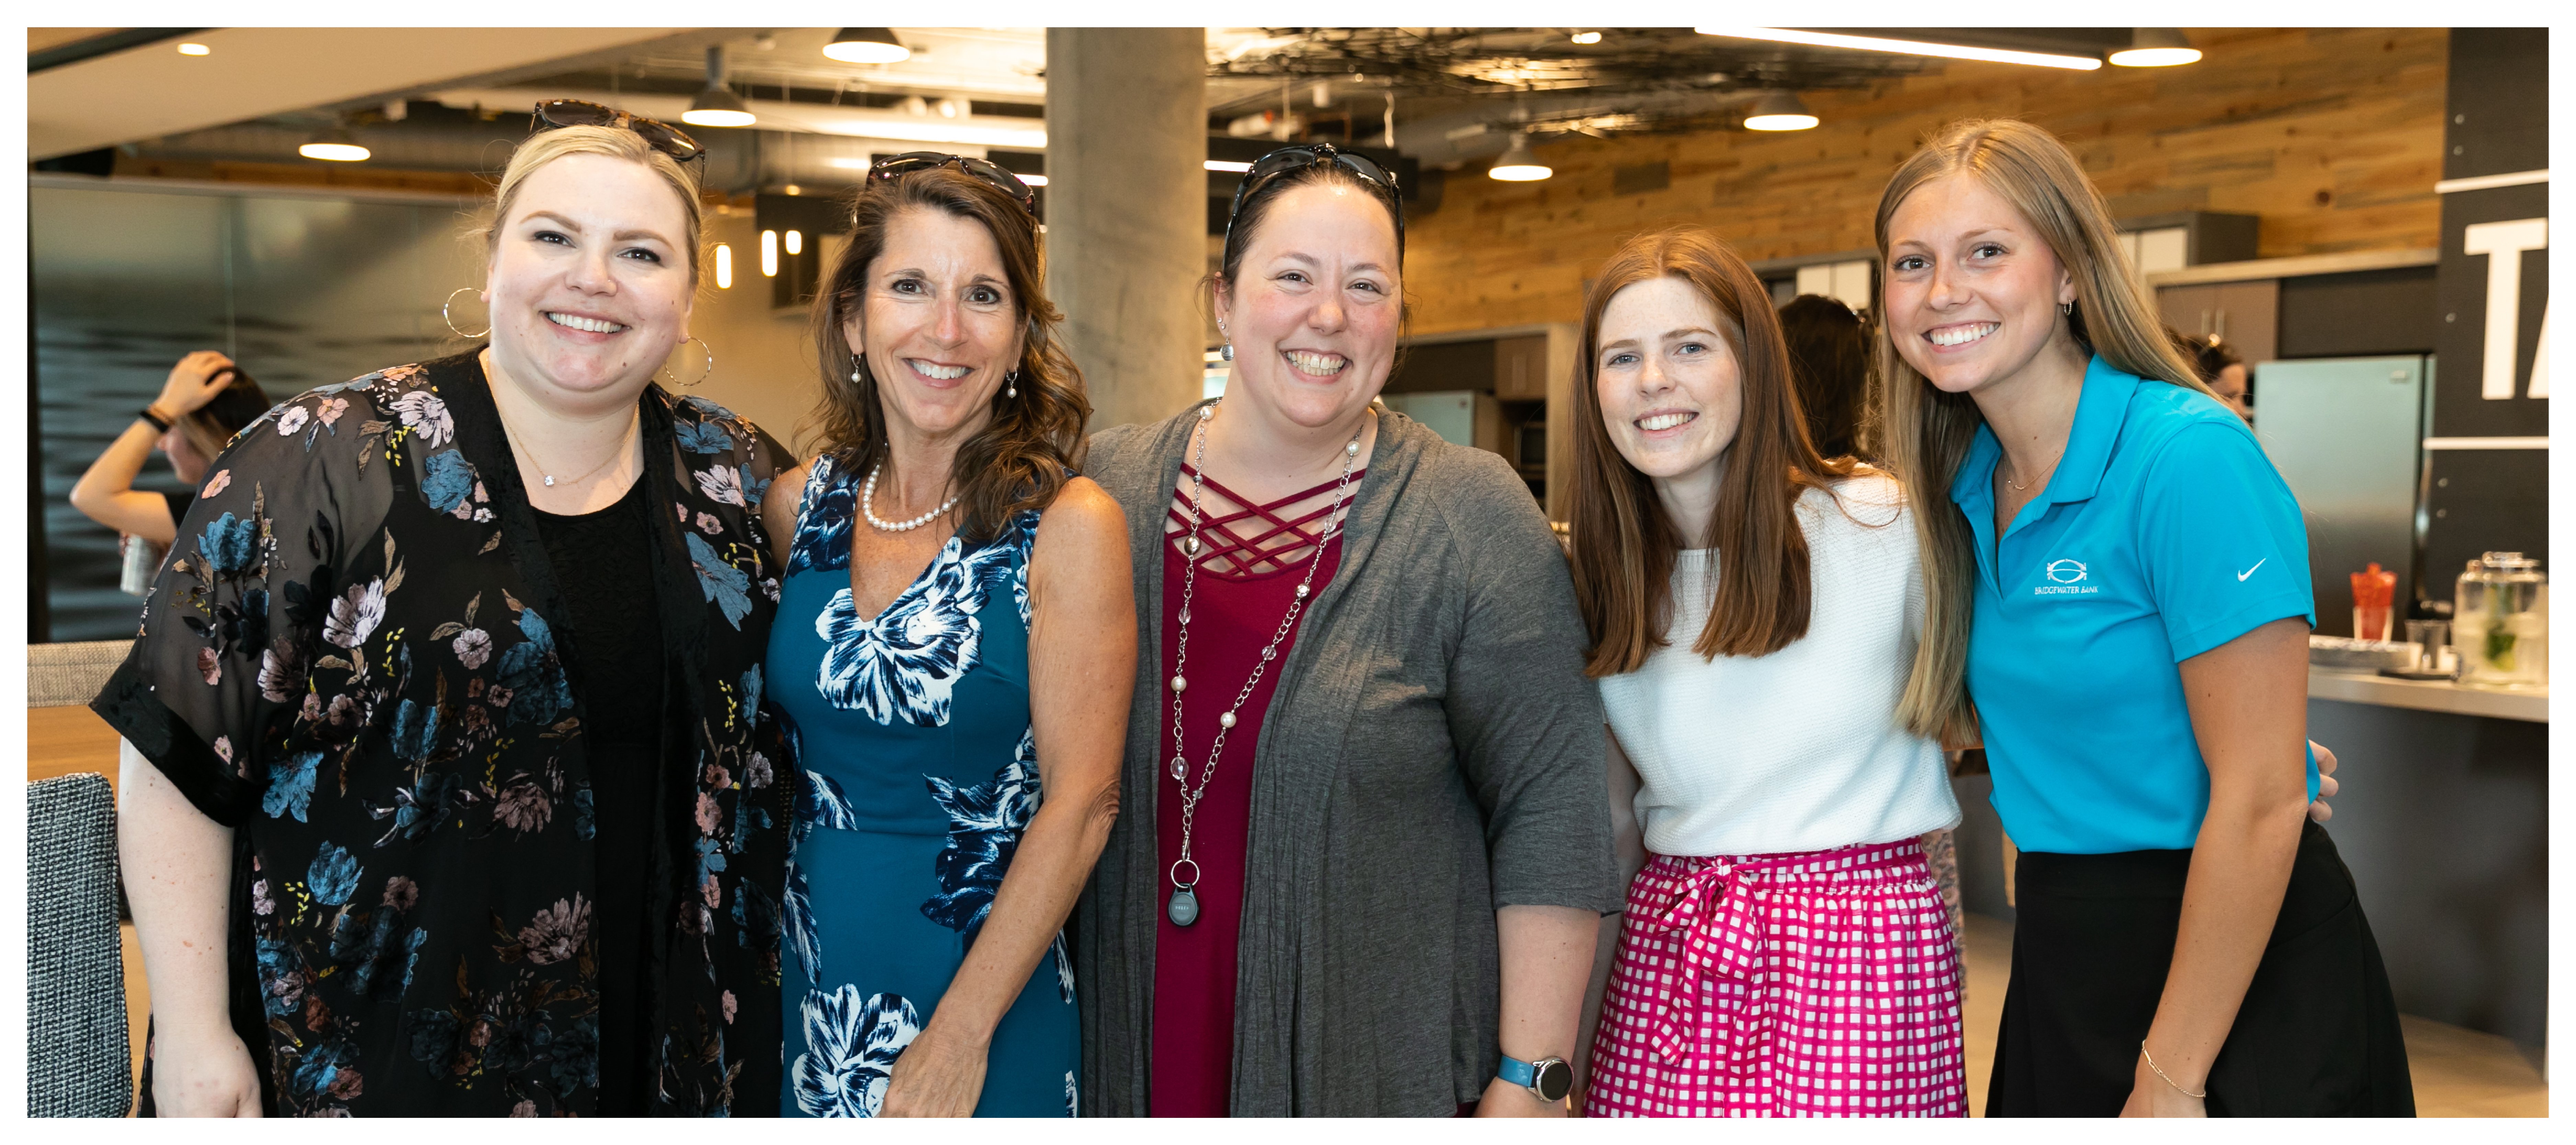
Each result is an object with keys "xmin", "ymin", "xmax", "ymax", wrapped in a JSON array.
[{"xmin": 1597, "ymin": 472, "xmax": 1961, "ymax": 857}]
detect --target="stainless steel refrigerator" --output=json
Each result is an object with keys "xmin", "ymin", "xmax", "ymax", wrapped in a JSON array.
[{"xmin": 2251, "ymin": 355, "xmax": 2433, "ymax": 637}]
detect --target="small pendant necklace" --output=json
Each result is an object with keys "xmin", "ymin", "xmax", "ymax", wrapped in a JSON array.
[
  {"xmin": 502, "ymin": 406, "xmax": 638, "ymax": 489},
  {"xmin": 1163, "ymin": 401, "xmax": 1365, "ymax": 927}
]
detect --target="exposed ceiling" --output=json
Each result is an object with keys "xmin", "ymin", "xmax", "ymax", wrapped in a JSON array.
[
  {"xmin": 29, "ymin": 27, "xmax": 713, "ymax": 159},
  {"xmin": 33, "ymin": 27, "xmax": 2155, "ymax": 180}
]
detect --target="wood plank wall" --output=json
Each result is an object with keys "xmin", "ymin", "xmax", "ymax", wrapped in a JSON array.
[{"xmin": 1405, "ymin": 28, "xmax": 2449, "ymax": 336}]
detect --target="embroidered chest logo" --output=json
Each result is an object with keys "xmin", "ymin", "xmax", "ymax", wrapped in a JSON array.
[{"xmin": 2035, "ymin": 558, "xmax": 2100, "ymax": 597}]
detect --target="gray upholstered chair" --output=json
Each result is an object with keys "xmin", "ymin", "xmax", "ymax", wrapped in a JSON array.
[{"xmin": 27, "ymin": 771, "xmax": 132, "ymax": 1116}]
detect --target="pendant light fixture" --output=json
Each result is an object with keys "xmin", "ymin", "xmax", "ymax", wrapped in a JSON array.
[
  {"xmin": 299, "ymin": 124, "xmax": 370, "ymax": 162},
  {"xmin": 2108, "ymin": 29, "xmax": 2203, "ymax": 67},
  {"xmin": 1488, "ymin": 133, "xmax": 1551, "ymax": 182},
  {"xmin": 683, "ymin": 46, "xmax": 756, "ymax": 128},
  {"xmin": 824, "ymin": 28, "xmax": 911, "ymax": 65},
  {"xmin": 1742, "ymin": 91, "xmax": 1819, "ymax": 132}
]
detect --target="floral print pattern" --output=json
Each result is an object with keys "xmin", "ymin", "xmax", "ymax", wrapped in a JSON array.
[
  {"xmin": 92, "ymin": 352, "xmax": 793, "ymax": 1116},
  {"xmin": 922, "ymin": 729, "xmax": 1042, "ymax": 940},
  {"xmin": 773, "ymin": 457, "xmax": 1073, "ymax": 1116},
  {"xmin": 791, "ymin": 987, "xmax": 921, "ymax": 1118}
]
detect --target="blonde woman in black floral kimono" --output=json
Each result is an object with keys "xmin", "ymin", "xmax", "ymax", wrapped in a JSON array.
[{"xmin": 96, "ymin": 104, "xmax": 795, "ymax": 1117}]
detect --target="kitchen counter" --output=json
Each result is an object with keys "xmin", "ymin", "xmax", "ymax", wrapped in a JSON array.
[{"xmin": 2307, "ymin": 666, "xmax": 2547, "ymax": 722}]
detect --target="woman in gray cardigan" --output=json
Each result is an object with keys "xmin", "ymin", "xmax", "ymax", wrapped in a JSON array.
[{"xmin": 1072, "ymin": 144, "xmax": 1619, "ymax": 1116}]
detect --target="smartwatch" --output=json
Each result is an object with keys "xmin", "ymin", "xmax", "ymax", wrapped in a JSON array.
[{"xmin": 1497, "ymin": 1053, "xmax": 1573, "ymax": 1103}]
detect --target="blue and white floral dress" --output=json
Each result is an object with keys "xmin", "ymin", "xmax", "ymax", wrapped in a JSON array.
[{"xmin": 770, "ymin": 456, "xmax": 1077, "ymax": 1118}]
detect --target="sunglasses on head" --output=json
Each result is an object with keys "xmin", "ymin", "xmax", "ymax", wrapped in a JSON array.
[
  {"xmin": 868, "ymin": 152, "xmax": 1040, "ymax": 216},
  {"xmin": 530, "ymin": 99, "xmax": 705, "ymax": 164},
  {"xmin": 1223, "ymin": 142, "xmax": 1405, "ymax": 257}
]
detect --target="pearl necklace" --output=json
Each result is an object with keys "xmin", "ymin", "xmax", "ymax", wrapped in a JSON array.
[
  {"xmin": 862, "ymin": 462, "xmax": 962, "ymax": 532},
  {"xmin": 1163, "ymin": 400, "xmax": 1365, "ymax": 927}
]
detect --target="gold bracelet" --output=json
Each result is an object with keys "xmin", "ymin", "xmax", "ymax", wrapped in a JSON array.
[{"xmin": 2139, "ymin": 1043, "xmax": 2207, "ymax": 1100}]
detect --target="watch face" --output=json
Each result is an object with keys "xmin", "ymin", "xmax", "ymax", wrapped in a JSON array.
[{"xmin": 1533, "ymin": 1058, "xmax": 1573, "ymax": 1102}]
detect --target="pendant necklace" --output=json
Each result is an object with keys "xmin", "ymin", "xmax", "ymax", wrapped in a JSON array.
[
  {"xmin": 1163, "ymin": 401, "xmax": 1365, "ymax": 927},
  {"xmin": 502, "ymin": 405, "xmax": 638, "ymax": 489}
]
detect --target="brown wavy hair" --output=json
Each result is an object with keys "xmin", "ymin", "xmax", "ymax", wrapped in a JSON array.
[
  {"xmin": 1569, "ymin": 226, "xmax": 1856, "ymax": 677},
  {"xmin": 809, "ymin": 166, "xmax": 1090, "ymax": 544}
]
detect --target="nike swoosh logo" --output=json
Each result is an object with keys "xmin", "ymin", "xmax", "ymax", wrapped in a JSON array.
[{"xmin": 2238, "ymin": 559, "xmax": 2266, "ymax": 582}]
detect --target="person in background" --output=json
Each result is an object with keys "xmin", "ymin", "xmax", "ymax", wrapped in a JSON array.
[
  {"xmin": 1776, "ymin": 290, "xmax": 1968, "ymax": 942},
  {"xmin": 759, "ymin": 155, "xmax": 1131, "ymax": 1118},
  {"xmin": 95, "ymin": 107, "xmax": 792, "ymax": 1116},
  {"xmin": 1568, "ymin": 226, "xmax": 1967, "ymax": 1116},
  {"xmin": 1872, "ymin": 117, "xmax": 2408, "ymax": 1117},
  {"xmin": 2176, "ymin": 330, "xmax": 2252, "ymax": 423},
  {"xmin": 70, "ymin": 351, "xmax": 273, "ymax": 555},
  {"xmin": 1076, "ymin": 143, "xmax": 1617, "ymax": 1116},
  {"xmin": 1776, "ymin": 293, "xmax": 1872, "ymax": 461}
]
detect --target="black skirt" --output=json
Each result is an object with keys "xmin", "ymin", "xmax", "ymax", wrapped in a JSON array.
[{"xmin": 1990, "ymin": 819, "xmax": 2414, "ymax": 1116}]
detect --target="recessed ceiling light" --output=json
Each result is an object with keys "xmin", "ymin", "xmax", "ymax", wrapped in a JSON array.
[
  {"xmin": 824, "ymin": 27, "xmax": 912, "ymax": 65},
  {"xmin": 175, "ymin": 43, "xmax": 211, "ymax": 57},
  {"xmin": 1698, "ymin": 27, "xmax": 2104, "ymax": 71},
  {"xmin": 1570, "ymin": 32, "xmax": 1602, "ymax": 46},
  {"xmin": 2109, "ymin": 29, "xmax": 2203, "ymax": 67}
]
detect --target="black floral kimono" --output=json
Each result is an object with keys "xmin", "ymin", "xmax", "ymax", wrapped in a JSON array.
[{"xmin": 94, "ymin": 350, "xmax": 794, "ymax": 1116}]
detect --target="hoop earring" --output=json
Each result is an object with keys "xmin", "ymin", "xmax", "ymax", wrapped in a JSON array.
[
  {"xmin": 2060, "ymin": 300, "xmax": 2075, "ymax": 317},
  {"xmin": 443, "ymin": 287, "xmax": 490, "ymax": 339},
  {"xmin": 659, "ymin": 337, "xmax": 713, "ymax": 389}
]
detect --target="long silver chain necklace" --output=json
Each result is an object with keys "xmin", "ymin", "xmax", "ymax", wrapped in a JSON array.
[{"xmin": 1164, "ymin": 401, "xmax": 1365, "ymax": 927}]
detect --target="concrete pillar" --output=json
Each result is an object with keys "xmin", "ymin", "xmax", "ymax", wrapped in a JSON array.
[{"xmin": 1043, "ymin": 28, "xmax": 1207, "ymax": 431}]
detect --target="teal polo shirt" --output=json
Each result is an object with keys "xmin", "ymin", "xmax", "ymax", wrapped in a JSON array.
[{"xmin": 1955, "ymin": 356, "xmax": 2317, "ymax": 854}]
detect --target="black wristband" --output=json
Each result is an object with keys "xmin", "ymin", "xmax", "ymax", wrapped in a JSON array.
[{"xmin": 138, "ymin": 406, "xmax": 173, "ymax": 433}]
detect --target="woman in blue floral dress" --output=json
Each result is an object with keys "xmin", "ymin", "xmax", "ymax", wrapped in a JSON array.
[{"xmin": 759, "ymin": 158, "xmax": 1132, "ymax": 1118}]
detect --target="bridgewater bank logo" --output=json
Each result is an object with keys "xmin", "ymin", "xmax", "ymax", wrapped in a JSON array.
[{"xmin": 2035, "ymin": 558, "xmax": 2099, "ymax": 596}]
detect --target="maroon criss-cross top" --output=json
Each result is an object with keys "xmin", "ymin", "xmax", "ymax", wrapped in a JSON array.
[{"xmin": 1150, "ymin": 461, "xmax": 1364, "ymax": 1117}]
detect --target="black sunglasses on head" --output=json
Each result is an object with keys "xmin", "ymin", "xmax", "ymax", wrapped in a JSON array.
[
  {"xmin": 868, "ymin": 152, "xmax": 1039, "ymax": 216},
  {"xmin": 530, "ymin": 99, "xmax": 706, "ymax": 164},
  {"xmin": 1223, "ymin": 142, "xmax": 1405, "ymax": 258}
]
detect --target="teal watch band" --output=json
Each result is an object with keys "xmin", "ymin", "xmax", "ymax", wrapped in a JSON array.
[{"xmin": 1497, "ymin": 1053, "xmax": 1572, "ymax": 1102}]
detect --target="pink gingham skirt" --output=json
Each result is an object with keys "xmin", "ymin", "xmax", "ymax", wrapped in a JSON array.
[{"xmin": 1584, "ymin": 840, "xmax": 1967, "ymax": 1117}]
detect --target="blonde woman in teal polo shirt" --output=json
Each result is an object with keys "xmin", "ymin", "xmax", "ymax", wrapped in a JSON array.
[{"xmin": 1871, "ymin": 120, "xmax": 2412, "ymax": 1117}]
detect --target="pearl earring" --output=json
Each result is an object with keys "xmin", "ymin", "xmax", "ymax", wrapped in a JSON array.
[{"xmin": 1006, "ymin": 370, "xmax": 1019, "ymax": 399}]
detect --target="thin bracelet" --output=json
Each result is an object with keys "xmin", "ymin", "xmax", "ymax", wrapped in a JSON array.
[
  {"xmin": 2139, "ymin": 1043, "xmax": 2206, "ymax": 1099},
  {"xmin": 137, "ymin": 405, "xmax": 173, "ymax": 433}
]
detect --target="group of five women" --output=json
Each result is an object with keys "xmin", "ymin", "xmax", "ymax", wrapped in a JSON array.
[{"xmin": 100, "ymin": 101, "xmax": 2410, "ymax": 1118}]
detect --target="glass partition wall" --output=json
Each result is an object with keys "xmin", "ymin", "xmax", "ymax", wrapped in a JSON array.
[{"xmin": 30, "ymin": 179, "xmax": 484, "ymax": 641}]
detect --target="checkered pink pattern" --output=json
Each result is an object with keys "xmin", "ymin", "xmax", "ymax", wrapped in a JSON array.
[{"xmin": 1584, "ymin": 840, "xmax": 1967, "ymax": 1117}]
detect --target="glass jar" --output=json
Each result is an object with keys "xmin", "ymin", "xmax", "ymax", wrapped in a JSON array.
[{"xmin": 2453, "ymin": 552, "xmax": 2548, "ymax": 688}]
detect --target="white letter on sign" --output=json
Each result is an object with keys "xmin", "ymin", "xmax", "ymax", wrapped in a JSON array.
[{"xmin": 2463, "ymin": 217, "xmax": 2547, "ymax": 399}]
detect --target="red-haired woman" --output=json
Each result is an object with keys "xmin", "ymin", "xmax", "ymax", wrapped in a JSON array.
[{"xmin": 1566, "ymin": 226, "xmax": 1968, "ymax": 1116}]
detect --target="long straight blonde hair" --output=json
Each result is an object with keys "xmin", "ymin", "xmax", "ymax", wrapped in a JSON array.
[{"xmin": 1874, "ymin": 119, "xmax": 2215, "ymax": 742}]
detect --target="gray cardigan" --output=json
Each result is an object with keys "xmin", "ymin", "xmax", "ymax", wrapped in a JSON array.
[{"xmin": 1073, "ymin": 404, "xmax": 1619, "ymax": 1116}]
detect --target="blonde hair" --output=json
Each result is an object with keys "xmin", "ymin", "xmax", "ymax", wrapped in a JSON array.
[
  {"xmin": 475, "ymin": 123, "xmax": 706, "ymax": 287},
  {"xmin": 1873, "ymin": 118, "xmax": 2214, "ymax": 743}
]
